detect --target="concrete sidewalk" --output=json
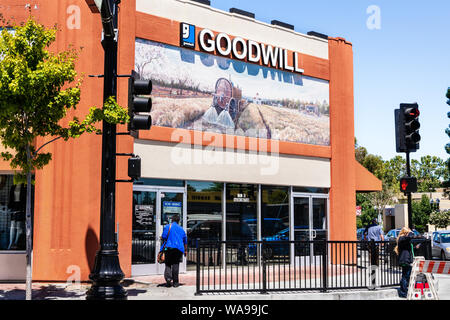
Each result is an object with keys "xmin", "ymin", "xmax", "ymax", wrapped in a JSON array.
[
  {"xmin": 0, "ymin": 270, "xmax": 404, "ymax": 300},
  {"xmin": 0, "ymin": 282, "xmax": 402, "ymax": 300},
  {"xmin": 2, "ymin": 270, "xmax": 449, "ymax": 300}
]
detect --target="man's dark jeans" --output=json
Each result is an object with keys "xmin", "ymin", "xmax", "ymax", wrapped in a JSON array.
[
  {"xmin": 164, "ymin": 248, "xmax": 183, "ymax": 285},
  {"xmin": 399, "ymin": 265, "xmax": 412, "ymax": 297}
]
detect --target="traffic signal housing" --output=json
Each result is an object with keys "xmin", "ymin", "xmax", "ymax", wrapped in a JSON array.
[
  {"xmin": 128, "ymin": 70, "xmax": 152, "ymax": 132},
  {"xmin": 128, "ymin": 156, "xmax": 141, "ymax": 181},
  {"xmin": 400, "ymin": 176, "xmax": 417, "ymax": 193},
  {"xmin": 395, "ymin": 103, "xmax": 421, "ymax": 153}
]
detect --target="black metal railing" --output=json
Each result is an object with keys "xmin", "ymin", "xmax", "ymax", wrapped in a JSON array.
[{"xmin": 194, "ymin": 239, "xmax": 431, "ymax": 295}]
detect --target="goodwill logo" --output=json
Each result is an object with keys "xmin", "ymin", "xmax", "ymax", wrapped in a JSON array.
[{"xmin": 180, "ymin": 23, "xmax": 196, "ymax": 48}]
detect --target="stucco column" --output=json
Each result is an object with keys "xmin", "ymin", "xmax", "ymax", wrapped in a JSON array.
[{"xmin": 328, "ymin": 37, "xmax": 356, "ymax": 241}]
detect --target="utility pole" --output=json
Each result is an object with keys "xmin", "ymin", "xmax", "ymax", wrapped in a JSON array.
[
  {"xmin": 405, "ymin": 152, "xmax": 413, "ymax": 229},
  {"xmin": 395, "ymin": 103, "xmax": 421, "ymax": 230},
  {"xmin": 85, "ymin": 0, "xmax": 127, "ymax": 300}
]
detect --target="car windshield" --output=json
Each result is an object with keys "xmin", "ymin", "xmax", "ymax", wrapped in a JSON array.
[{"xmin": 441, "ymin": 233, "xmax": 450, "ymax": 243}]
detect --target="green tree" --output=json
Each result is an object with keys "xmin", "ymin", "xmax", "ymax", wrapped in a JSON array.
[
  {"xmin": 382, "ymin": 156, "xmax": 406, "ymax": 190},
  {"xmin": 428, "ymin": 210, "xmax": 450, "ymax": 229},
  {"xmin": 356, "ymin": 192, "xmax": 378, "ymax": 228},
  {"xmin": 411, "ymin": 195, "xmax": 433, "ymax": 233},
  {"xmin": 429, "ymin": 210, "xmax": 450, "ymax": 230},
  {"xmin": 444, "ymin": 88, "xmax": 450, "ymax": 197},
  {"xmin": 0, "ymin": 18, "xmax": 128, "ymax": 299},
  {"xmin": 411, "ymin": 156, "xmax": 448, "ymax": 192},
  {"xmin": 355, "ymin": 138, "xmax": 368, "ymax": 165}
]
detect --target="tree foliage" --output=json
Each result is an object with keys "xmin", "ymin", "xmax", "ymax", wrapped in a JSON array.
[
  {"xmin": 429, "ymin": 210, "xmax": 450, "ymax": 230},
  {"xmin": 411, "ymin": 194, "xmax": 433, "ymax": 233},
  {"xmin": 355, "ymin": 138, "xmax": 447, "ymax": 230},
  {"xmin": 0, "ymin": 18, "xmax": 128, "ymax": 183},
  {"xmin": 411, "ymin": 156, "xmax": 448, "ymax": 192}
]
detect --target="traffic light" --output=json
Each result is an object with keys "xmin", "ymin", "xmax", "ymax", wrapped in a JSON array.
[
  {"xmin": 395, "ymin": 103, "xmax": 421, "ymax": 153},
  {"xmin": 128, "ymin": 156, "xmax": 141, "ymax": 180},
  {"xmin": 128, "ymin": 70, "xmax": 152, "ymax": 132},
  {"xmin": 400, "ymin": 176, "xmax": 417, "ymax": 193}
]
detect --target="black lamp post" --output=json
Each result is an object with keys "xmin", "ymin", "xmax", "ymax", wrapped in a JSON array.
[{"xmin": 85, "ymin": 0, "xmax": 127, "ymax": 300}]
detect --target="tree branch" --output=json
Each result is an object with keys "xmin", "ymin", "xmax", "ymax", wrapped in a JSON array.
[{"xmin": 32, "ymin": 136, "xmax": 63, "ymax": 159}]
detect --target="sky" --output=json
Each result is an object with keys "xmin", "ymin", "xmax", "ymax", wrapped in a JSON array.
[{"xmin": 210, "ymin": 0, "xmax": 450, "ymax": 162}]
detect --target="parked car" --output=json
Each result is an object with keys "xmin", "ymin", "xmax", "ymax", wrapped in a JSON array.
[
  {"xmin": 357, "ymin": 228, "xmax": 366, "ymax": 241},
  {"xmin": 248, "ymin": 226, "xmax": 311, "ymax": 259},
  {"xmin": 431, "ymin": 231, "xmax": 450, "ymax": 261},
  {"xmin": 384, "ymin": 229, "xmax": 422, "ymax": 241}
]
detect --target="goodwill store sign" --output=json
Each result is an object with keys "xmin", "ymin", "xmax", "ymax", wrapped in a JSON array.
[{"xmin": 180, "ymin": 23, "xmax": 305, "ymax": 74}]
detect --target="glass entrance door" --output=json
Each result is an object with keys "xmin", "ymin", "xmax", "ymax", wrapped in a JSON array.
[
  {"xmin": 291, "ymin": 194, "xmax": 328, "ymax": 263},
  {"xmin": 158, "ymin": 191, "xmax": 186, "ymax": 273},
  {"xmin": 132, "ymin": 186, "xmax": 186, "ymax": 276},
  {"xmin": 132, "ymin": 190, "xmax": 158, "ymax": 275}
]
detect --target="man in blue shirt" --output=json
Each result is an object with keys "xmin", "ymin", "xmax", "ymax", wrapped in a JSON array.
[
  {"xmin": 160, "ymin": 214, "xmax": 187, "ymax": 287},
  {"xmin": 364, "ymin": 218, "xmax": 385, "ymax": 267}
]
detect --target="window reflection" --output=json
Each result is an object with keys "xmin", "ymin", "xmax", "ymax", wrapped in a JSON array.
[
  {"xmin": 226, "ymin": 184, "xmax": 257, "ymax": 241},
  {"xmin": 187, "ymin": 181, "xmax": 223, "ymax": 267},
  {"xmin": 0, "ymin": 175, "xmax": 30, "ymax": 251},
  {"xmin": 261, "ymin": 186, "xmax": 289, "ymax": 239},
  {"xmin": 132, "ymin": 191, "xmax": 157, "ymax": 264}
]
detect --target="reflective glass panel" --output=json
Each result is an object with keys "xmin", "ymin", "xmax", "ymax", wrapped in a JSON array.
[
  {"xmin": 225, "ymin": 184, "xmax": 257, "ymax": 241},
  {"xmin": 132, "ymin": 191, "xmax": 157, "ymax": 264}
]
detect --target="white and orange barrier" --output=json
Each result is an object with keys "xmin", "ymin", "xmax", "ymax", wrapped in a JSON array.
[
  {"xmin": 418, "ymin": 260, "xmax": 450, "ymax": 275},
  {"xmin": 407, "ymin": 257, "xmax": 439, "ymax": 300}
]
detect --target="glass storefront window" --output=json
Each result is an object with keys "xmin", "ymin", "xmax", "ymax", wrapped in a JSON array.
[
  {"xmin": 293, "ymin": 186, "xmax": 329, "ymax": 194},
  {"xmin": 132, "ymin": 190, "xmax": 157, "ymax": 264},
  {"xmin": 134, "ymin": 178, "xmax": 184, "ymax": 187},
  {"xmin": 187, "ymin": 181, "xmax": 223, "ymax": 241},
  {"xmin": 261, "ymin": 186, "xmax": 289, "ymax": 239},
  {"xmin": 186, "ymin": 181, "xmax": 223, "ymax": 268},
  {"xmin": 225, "ymin": 184, "xmax": 257, "ymax": 241},
  {"xmin": 0, "ymin": 175, "xmax": 29, "ymax": 251}
]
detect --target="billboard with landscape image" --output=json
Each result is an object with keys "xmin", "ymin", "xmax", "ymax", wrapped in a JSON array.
[{"xmin": 135, "ymin": 38, "xmax": 330, "ymax": 146}]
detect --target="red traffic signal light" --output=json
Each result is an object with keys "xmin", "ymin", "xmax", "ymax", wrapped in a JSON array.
[
  {"xmin": 400, "ymin": 177, "xmax": 417, "ymax": 193},
  {"xmin": 395, "ymin": 103, "xmax": 421, "ymax": 153}
]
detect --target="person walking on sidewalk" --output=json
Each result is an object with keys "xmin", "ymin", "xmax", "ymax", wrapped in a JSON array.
[
  {"xmin": 395, "ymin": 227, "xmax": 415, "ymax": 298},
  {"xmin": 365, "ymin": 218, "xmax": 385, "ymax": 266},
  {"xmin": 160, "ymin": 214, "xmax": 187, "ymax": 288}
]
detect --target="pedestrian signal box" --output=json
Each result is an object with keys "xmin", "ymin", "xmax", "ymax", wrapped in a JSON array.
[{"xmin": 400, "ymin": 177, "xmax": 417, "ymax": 193}]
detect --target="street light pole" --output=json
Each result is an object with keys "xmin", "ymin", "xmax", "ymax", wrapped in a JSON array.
[
  {"xmin": 86, "ymin": 0, "xmax": 127, "ymax": 300},
  {"xmin": 406, "ymin": 151, "xmax": 413, "ymax": 230}
]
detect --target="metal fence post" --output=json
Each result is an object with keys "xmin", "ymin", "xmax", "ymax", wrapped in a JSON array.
[
  {"xmin": 426, "ymin": 239, "xmax": 432, "ymax": 260},
  {"xmin": 195, "ymin": 238, "xmax": 202, "ymax": 296},
  {"xmin": 261, "ymin": 240, "xmax": 267, "ymax": 294},
  {"xmin": 322, "ymin": 240, "xmax": 328, "ymax": 292}
]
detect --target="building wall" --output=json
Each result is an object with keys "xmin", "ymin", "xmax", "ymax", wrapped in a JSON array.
[
  {"xmin": 0, "ymin": 0, "xmax": 360, "ymax": 281},
  {"xmin": 135, "ymin": 140, "xmax": 331, "ymax": 187},
  {"xmin": 328, "ymin": 38, "xmax": 356, "ymax": 241},
  {"xmin": 0, "ymin": 0, "xmax": 135, "ymax": 282}
]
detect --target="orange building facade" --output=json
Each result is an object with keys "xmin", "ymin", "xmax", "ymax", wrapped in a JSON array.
[{"xmin": 0, "ymin": 0, "xmax": 381, "ymax": 282}]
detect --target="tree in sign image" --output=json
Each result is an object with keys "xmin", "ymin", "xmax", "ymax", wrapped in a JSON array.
[{"xmin": 0, "ymin": 17, "xmax": 129, "ymax": 300}]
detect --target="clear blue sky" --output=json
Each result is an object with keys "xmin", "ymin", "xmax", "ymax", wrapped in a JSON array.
[{"xmin": 211, "ymin": 0, "xmax": 450, "ymax": 161}]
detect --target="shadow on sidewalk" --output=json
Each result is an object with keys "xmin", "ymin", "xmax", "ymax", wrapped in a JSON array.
[{"xmin": 0, "ymin": 285, "xmax": 86, "ymax": 300}]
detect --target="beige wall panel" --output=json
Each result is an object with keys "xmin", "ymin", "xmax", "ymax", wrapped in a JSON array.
[{"xmin": 134, "ymin": 140, "xmax": 330, "ymax": 187}]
